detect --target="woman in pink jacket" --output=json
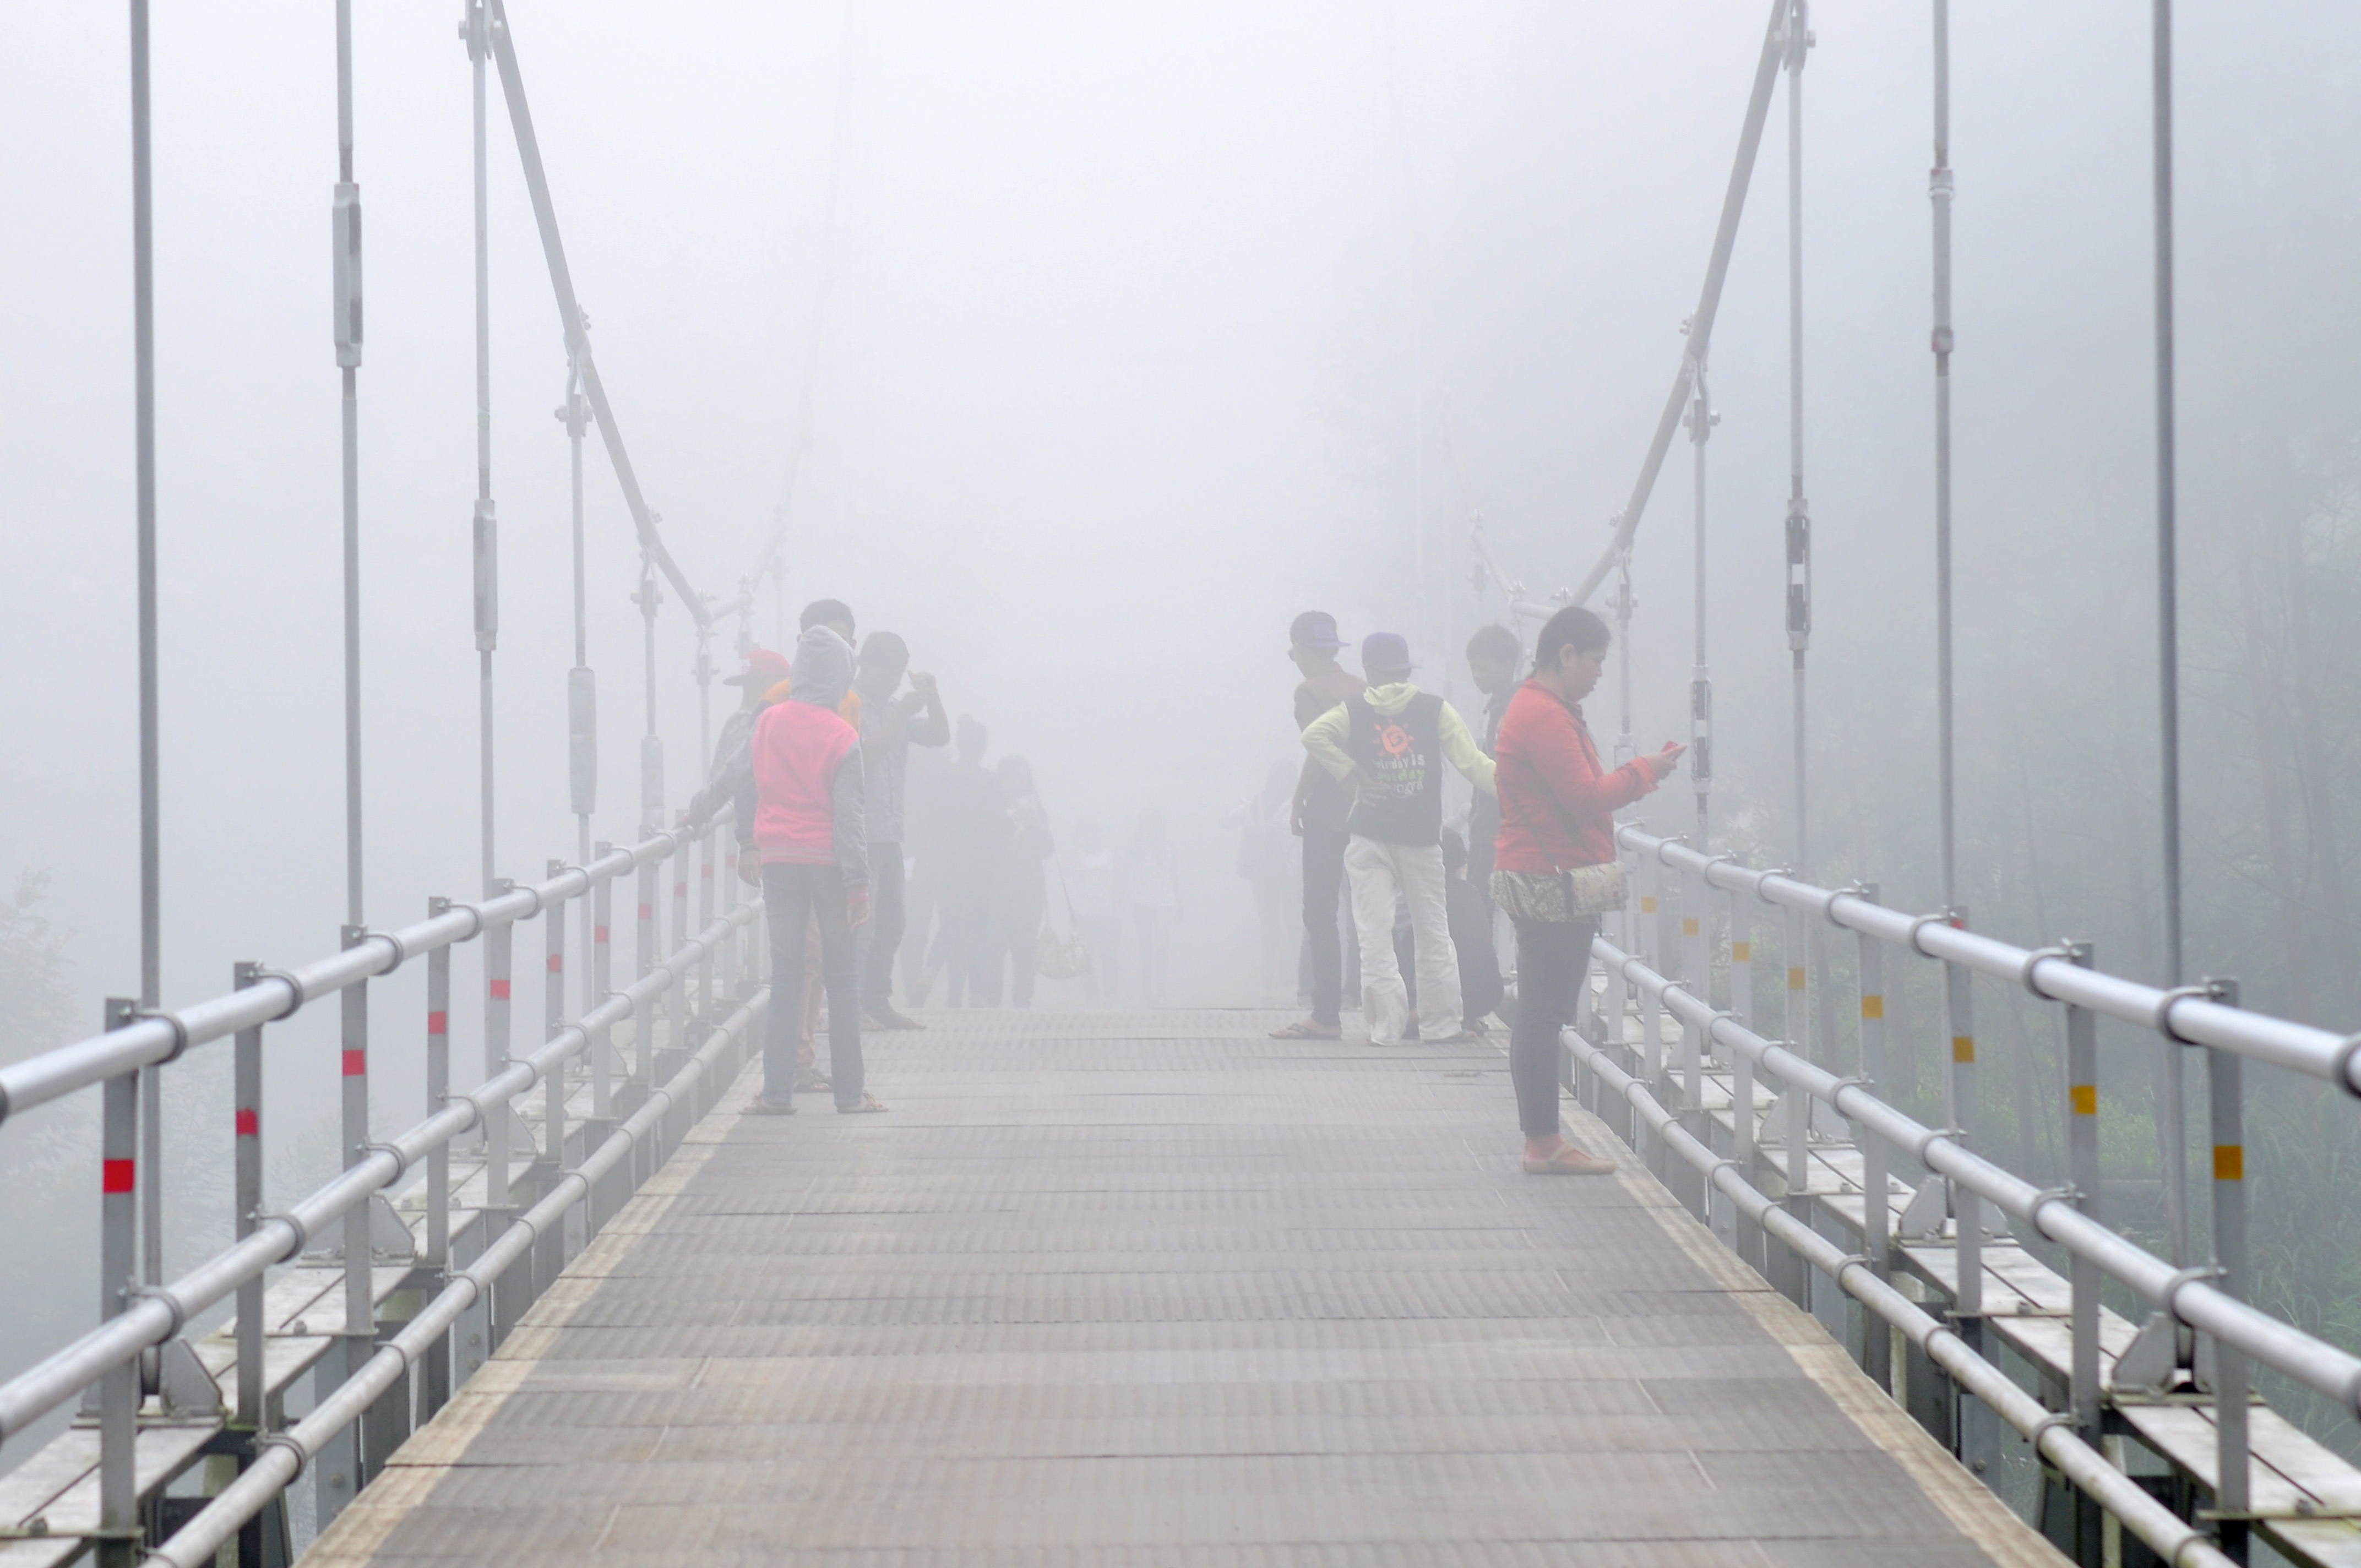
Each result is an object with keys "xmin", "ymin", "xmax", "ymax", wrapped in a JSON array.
[
  {"xmin": 1492, "ymin": 606, "xmax": 1681, "ymax": 1174},
  {"xmin": 739, "ymin": 625, "xmax": 885, "ymax": 1115}
]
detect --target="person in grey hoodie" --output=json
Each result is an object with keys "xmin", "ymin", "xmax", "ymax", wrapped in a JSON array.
[{"xmin": 701, "ymin": 625, "xmax": 883, "ymax": 1114}]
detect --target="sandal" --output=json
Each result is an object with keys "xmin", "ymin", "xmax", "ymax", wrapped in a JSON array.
[
  {"xmin": 836, "ymin": 1093, "xmax": 889, "ymax": 1114},
  {"xmin": 1523, "ymin": 1142, "xmax": 1615, "ymax": 1176},
  {"xmin": 797, "ymin": 1075, "xmax": 833, "ymax": 1094},
  {"xmin": 1269, "ymin": 1018, "xmax": 1341, "ymax": 1039}
]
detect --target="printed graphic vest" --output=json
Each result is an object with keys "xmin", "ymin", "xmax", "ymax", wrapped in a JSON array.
[{"xmin": 1344, "ymin": 692, "xmax": 1446, "ymax": 846}]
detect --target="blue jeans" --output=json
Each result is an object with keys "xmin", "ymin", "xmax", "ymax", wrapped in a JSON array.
[{"xmin": 763, "ymin": 862, "xmax": 864, "ymax": 1107}]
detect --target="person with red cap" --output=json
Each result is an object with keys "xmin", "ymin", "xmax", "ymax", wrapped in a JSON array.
[{"xmin": 711, "ymin": 645, "xmax": 793, "ymax": 783}]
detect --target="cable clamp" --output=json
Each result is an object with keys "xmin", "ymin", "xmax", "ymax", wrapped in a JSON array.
[
  {"xmin": 255, "ymin": 968, "xmax": 309, "ymax": 1023},
  {"xmin": 1907, "ymin": 911, "xmax": 1960, "ymax": 958},
  {"xmin": 360, "ymin": 1141, "xmax": 410, "ymax": 1186},
  {"xmin": 2158, "ymin": 1262, "xmax": 2225, "ymax": 1324},
  {"xmin": 2332, "ymin": 1035, "xmax": 2361, "ymax": 1101},
  {"xmin": 124, "ymin": 1283, "xmax": 187, "ymax": 1339},
  {"xmin": 1826, "ymin": 1073, "xmax": 1874, "ymax": 1104},
  {"xmin": 133, "ymin": 1008, "xmax": 192, "ymax": 1065},
  {"xmin": 366, "ymin": 929, "xmax": 410, "ymax": 976},
  {"xmin": 2151, "ymin": 982, "xmax": 2223, "ymax": 1045},
  {"xmin": 2022, "ymin": 1183, "xmax": 2080, "ymax": 1233},
  {"xmin": 2025, "ymin": 1410, "xmax": 2077, "ymax": 1451},
  {"xmin": 1827, "ymin": 1251, "xmax": 1875, "ymax": 1278},
  {"xmin": 2018, "ymin": 944, "xmax": 2074, "ymax": 1001},
  {"xmin": 253, "ymin": 1429, "xmax": 309, "ymax": 1477},
  {"xmin": 1825, "ymin": 883, "xmax": 1870, "ymax": 929},
  {"xmin": 255, "ymin": 1210, "xmax": 310, "ymax": 1264}
]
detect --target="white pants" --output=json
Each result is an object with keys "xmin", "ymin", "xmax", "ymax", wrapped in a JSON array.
[{"xmin": 1343, "ymin": 835, "xmax": 1460, "ymax": 1043}]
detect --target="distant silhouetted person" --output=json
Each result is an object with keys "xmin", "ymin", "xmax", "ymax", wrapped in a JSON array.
[
  {"xmin": 1463, "ymin": 622, "xmax": 1522, "ymax": 918},
  {"xmin": 1271, "ymin": 612, "xmax": 1362, "ymax": 1039},
  {"xmin": 929, "ymin": 717, "xmax": 1007, "ymax": 1006},
  {"xmin": 1225, "ymin": 759, "xmax": 1298, "ymax": 1004},
  {"xmin": 990, "ymin": 756, "xmax": 1056, "ymax": 1006},
  {"xmin": 1124, "ymin": 808, "xmax": 1180, "ymax": 1006},
  {"xmin": 853, "ymin": 631, "xmax": 949, "ymax": 1030}
]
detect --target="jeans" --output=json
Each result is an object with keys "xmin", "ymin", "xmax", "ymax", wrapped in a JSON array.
[
  {"xmin": 1343, "ymin": 835, "xmax": 1458, "ymax": 1043},
  {"xmin": 861, "ymin": 844, "xmax": 907, "ymax": 1013},
  {"xmin": 1510, "ymin": 914, "xmax": 1599, "ymax": 1136},
  {"xmin": 763, "ymin": 862, "xmax": 864, "ymax": 1108},
  {"xmin": 1301, "ymin": 827, "xmax": 1349, "ymax": 1025}
]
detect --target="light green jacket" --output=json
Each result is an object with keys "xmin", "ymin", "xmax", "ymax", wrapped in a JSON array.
[{"xmin": 1301, "ymin": 682, "xmax": 1498, "ymax": 795}]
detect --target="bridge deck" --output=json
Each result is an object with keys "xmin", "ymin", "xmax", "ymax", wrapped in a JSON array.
[{"xmin": 309, "ymin": 1009, "xmax": 2058, "ymax": 1566}]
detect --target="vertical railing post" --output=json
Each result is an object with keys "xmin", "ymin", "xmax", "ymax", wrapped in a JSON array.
[
  {"xmin": 544, "ymin": 861, "xmax": 568, "ymax": 1180},
  {"xmin": 1682, "ymin": 862, "xmax": 1706, "ymax": 1110},
  {"xmin": 97, "ymin": 1001, "xmax": 139, "ymax": 1568},
  {"xmin": 699, "ymin": 825, "xmax": 717, "ymax": 1032},
  {"xmin": 670, "ymin": 830, "xmax": 690, "ymax": 1058},
  {"xmin": 421, "ymin": 905, "xmax": 452, "ymax": 1422},
  {"xmin": 1601, "ymin": 850, "xmax": 1628, "ymax": 1055},
  {"xmin": 231, "ymin": 961, "xmax": 270, "ymax": 1568},
  {"xmin": 1944, "ymin": 906, "xmax": 1994, "ymax": 1478},
  {"xmin": 719, "ymin": 823, "xmax": 739, "ymax": 1004},
  {"xmin": 309, "ymin": 924, "xmax": 372, "ymax": 1528},
  {"xmin": 485, "ymin": 882, "xmax": 514, "ymax": 1213},
  {"xmin": 2207, "ymin": 979, "xmax": 2249, "ymax": 1562},
  {"xmin": 593, "ymin": 846, "xmax": 614, "ymax": 1124},
  {"xmin": 231, "ymin": 967, "xmax": 266, "ymax": 1428},
  {"xmin": 2063, "ymin": 941, "xmax": 2102, "ymax": 1567},
  {"xmin": 1854, "ymin": 889, "xmax": 1890, "ymax": 1391},
  {"xmin": 634, "ymin": 843, "xmax": 657, "ymax": 1099},
  {"xmin": 546, "ymin": 861, "xmax": 578, "ymax": 1268}
]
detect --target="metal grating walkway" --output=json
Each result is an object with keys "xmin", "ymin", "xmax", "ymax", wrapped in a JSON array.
[{"xmin": 306, "ymin": 1010, "xmax": 2061, "ymax": 1566}]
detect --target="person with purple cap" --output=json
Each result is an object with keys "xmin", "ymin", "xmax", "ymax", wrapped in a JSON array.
[
  {"xmin": 1299, "ymin": 631, "xmax": 1497, "ymax": 1046},
  {"xmin": 1270, "ymin": 612, "xmax": 1362, "ymax": 1039}
]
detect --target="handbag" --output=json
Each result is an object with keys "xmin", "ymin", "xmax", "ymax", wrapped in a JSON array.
[
  {"xmin": 1488, "ymin": 749, "xmax": 1629, "ymax": 923},
  {"xmin": 1034, "ymin": 862, "xmax": 1094, "ymax": 981}
]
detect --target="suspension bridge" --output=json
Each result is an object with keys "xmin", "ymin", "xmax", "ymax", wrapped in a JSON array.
[{"xmin": 6, "ymin": 1, "xmax": 2360, "ymax": 1565}]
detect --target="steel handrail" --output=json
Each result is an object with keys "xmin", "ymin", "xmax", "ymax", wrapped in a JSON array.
[
  {"xmin": 1566, "ymin": 1028, "xmax": 2235, "ymax": 1568},
  {"xmin": 1617, "ymin": 824, "xmax": 2361, "ymax": 1095},
  {"xmin": 144, "ymin": 982, "xmax": 771, "ymax": 1568},
  {"xmin": 0, "ymin": 897, "xmax": 754, "ymax": 1447},
  {"xmin": 0, "ymin": 827, "xmax": 696, "ymax": 1129},
  {"xmin": 1593, "ymin": 933, "xmax": 2361, "ymax": 1419}
]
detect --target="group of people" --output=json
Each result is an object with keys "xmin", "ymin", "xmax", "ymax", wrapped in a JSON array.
[
  {"xmin": 1272, "ymin": 605, "xmax": 1684, "ymax": 1174},
  {"xmin": 697, "ymin": 597, "xmax": 1054, "ymax": 1117}
]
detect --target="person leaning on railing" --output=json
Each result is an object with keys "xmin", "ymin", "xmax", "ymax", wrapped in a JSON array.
[{"xmin": 1492, "ymin": 605, "xmax": 1682, "ymax": 1175}]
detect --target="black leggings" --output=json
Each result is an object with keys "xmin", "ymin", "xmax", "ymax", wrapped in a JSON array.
[{"xmin": 1510, "ymin": 915, "xmax": 1599, "ymax": 1137}]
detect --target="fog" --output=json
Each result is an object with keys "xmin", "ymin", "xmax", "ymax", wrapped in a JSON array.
[{"xmin": 8, "ymin": 0, "xmax": 2361, "ymax": 1472}]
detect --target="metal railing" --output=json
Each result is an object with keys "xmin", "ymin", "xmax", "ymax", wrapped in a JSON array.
[
  {"xmin": 1589, "ymin": 821, "xmax": 2361, "ymax": 1565},
  {"xmin": 0, "ymin": 815, "xmax": 762, "ymax": 1564}
]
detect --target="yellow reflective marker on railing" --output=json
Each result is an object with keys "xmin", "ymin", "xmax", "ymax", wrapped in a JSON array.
[
  {"xmin": 1732, "ymin": 941, "xmax": 1750, "ymax": 961},
  {"xmin": 1861, "ymin": 995, "xmax": 1884, "ymax": 1020},
  {"xmin": 1641, "ymin": 896, "xmax": 1657, "ymax": 914},
  {"xmin": 1952, "ymin": 1036, "xmax": 1976, "ymax": 1063},
  {"xmin": 2215, "ymin": 1145, "xmax": 2243, "ymax": 1182},
  {"xmin": 2071, "ymin": 1085, "xmax": 2096, "ymax": 1115},
  {"xmin": 1683, "ymin": 917, "xmax": 1699, "ymax": 936},
  {"xmin": 1788, "ymin": 967, "xmax": 1805, "ymax": 990}
]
